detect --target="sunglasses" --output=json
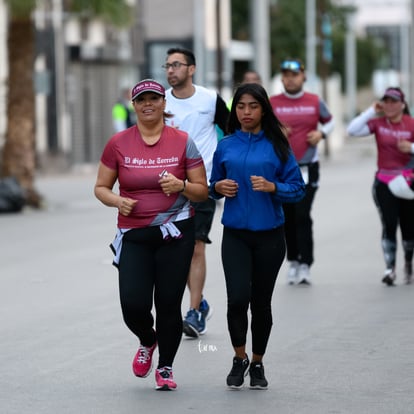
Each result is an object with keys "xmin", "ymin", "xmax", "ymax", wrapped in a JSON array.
[{"xmin": 280, "ymin": 60, "xmax": 304, "ymax": 72}]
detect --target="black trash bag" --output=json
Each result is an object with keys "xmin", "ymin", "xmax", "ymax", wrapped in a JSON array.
[{"xmin": 0, "ymin": 176, "xmax": 26, "ymax": 213}]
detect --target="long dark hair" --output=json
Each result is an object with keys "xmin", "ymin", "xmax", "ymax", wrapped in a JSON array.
[{"xmin": 227, "ymin": 83, "xmax": 291, "ymax": 162}]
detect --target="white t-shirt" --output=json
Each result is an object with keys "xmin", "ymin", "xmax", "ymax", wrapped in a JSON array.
[{"xmin": 165, "ymin": 85, "xmax": 218, "ymax": 179}]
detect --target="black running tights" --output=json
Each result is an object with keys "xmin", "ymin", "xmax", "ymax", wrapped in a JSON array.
[
  {"xmin": 373, "ymin": 179, "xmax": 414, "ymax": 268},
  {"xmin": 221, "ymin": 225, "xmax": 286, "ymax": 356},
  {"xmin": 118, "ymin": 218, "xmax": 195, "ymax": 368}
]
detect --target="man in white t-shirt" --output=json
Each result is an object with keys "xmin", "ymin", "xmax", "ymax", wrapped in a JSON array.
[{"xmin": 163, "ymin": 47, "xmax": 229, "ymax": 338}]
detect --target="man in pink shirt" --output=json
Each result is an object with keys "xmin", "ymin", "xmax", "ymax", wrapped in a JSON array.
[{"xmin": 270, "ymin": 58, "xmax": 334, "ymax": 285}]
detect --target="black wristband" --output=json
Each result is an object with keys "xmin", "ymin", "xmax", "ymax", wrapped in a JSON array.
[{"xmin": 179, "ymin": 180, "xmax": 186, "ymax": 192}]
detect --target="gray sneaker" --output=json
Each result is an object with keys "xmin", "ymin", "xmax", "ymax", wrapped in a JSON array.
[
  {"xmin": 286, "ymin": 261, "xmax": 299, "ymax": 285},
  {"xmin": 297, "ymin": 263, "xmax": 311, "ymax": 285}
]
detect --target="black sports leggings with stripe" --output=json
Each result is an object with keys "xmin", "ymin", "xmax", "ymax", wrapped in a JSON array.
[
  {"xmin": 221, "ymin": 225, "xmax": 286, "ymax": 356},
  {"xmin": 373, "ymin": 179, "xmax": 414, "ymax": 269},
  {"xmin": 118, "ymin": 218, "xmax": 195, "ymax": 368}
]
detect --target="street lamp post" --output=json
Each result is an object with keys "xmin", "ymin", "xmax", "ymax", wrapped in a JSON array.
[
  {"xmin": 306, "ymin": 0, "xmax": 317, "ymax": 92},
  {"xmin": 345, "ymin": 8, "xmax": 357, "ymax": 122},
  {"xmin": 52, "ymin": 0, "xmax": 69, "ymax": 153},
  {"xmin": 250, "ymin": 0, "xmax": 270, "ymax": 91}
]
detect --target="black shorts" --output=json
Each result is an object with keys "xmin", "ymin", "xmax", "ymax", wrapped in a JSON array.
[{"xmin": 190, "ymin": 198, "xmax": 216, "ymax": 243}]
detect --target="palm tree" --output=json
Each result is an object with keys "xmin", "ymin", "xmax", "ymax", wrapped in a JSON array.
[{"xmin": 1, "ymin": 0, "xmax": 133, "ymax": 207}]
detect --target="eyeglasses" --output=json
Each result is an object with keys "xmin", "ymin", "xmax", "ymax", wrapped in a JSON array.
[
  {"xmin": 280, "ymin": 60, "xmax": 304, "ymax": 72},
  {"xmin": 162, "ymin": 61, "xmax": 191, "ymax": 70}
]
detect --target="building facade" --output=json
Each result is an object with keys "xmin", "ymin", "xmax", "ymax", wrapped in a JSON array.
[
  {"xmin": 60, "ymin": 0, "xmax": 233, "ymax": 167},
  {"xmin": 0, "ymin": 0, "xmax": 234, "ymax": 168}
]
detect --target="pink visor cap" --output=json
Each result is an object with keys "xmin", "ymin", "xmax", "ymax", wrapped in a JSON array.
[
  {"xmin": 381, "ymin": 88, "xmax": 404, "ymax": 102},
  {"xmin": 131, "ymin": 79, "xmax": 165, "ymax": 100}
]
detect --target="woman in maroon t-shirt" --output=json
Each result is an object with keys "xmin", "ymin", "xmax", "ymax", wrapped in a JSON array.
[
  {"xmin": 94, "ymin": 79, "xmax": 208, "ymax": 390},
  {"xmin": 347, "ymin": 87, "xmax": 414, "ymax": 286}
]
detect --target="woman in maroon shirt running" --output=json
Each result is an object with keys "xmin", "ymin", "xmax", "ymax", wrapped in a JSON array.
[
  {"xmin": 94, "ymin": 79, "xmax": 208, "ymax": 390},
  {"xmin": 347, "ymin": 87, "xmax": 414, "ymax": 286}
]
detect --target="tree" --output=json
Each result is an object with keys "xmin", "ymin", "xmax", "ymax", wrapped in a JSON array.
[
  {"xmin": 1, "ymin": 0, "xmax": 133, "ymax": 207},
  {"xmin": 231, "ymin": 0, "xmax": 385, "ymax": 90}
]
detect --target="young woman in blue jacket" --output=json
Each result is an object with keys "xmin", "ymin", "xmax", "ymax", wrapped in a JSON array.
[{"xmin": 210, "ymin": 83, "xmax": 305, "ymax": 390}]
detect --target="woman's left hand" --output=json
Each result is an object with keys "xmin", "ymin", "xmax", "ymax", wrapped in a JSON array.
[
  {"xmin": 397, "ymin": 139, "xmax": 413, "ymax": 154},
  {"xmin": 159, "ymin": 173, "xmax": 184, "ymax": 196},
  {"xmin": 306, "ymin": 130, "xmax": 324, "ymax": 147},
  {"xmin": 250, "ymin": 175, "xmax": 276, "ymax": 193}
]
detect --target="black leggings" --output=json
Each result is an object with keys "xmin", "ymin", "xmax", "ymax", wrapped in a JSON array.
[
  {"xmin": 373, "ymin": 179, "xmax": 414, "ymax": 269},
  {"xmin": 221, "ymin": 226, "xmax": 286, "ymax": 356},
  {"xmin": 283, "ymin": 162, "xmax": 319, "ymax": 266},
  {"xmin": 118, "ymin": 218, "xmax": 195, "ymax": 368}
]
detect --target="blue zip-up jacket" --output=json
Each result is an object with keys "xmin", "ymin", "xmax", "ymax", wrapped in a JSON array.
[{"xmin": 209, "ymin": 129, "xmax": 305, "ymax": 231}]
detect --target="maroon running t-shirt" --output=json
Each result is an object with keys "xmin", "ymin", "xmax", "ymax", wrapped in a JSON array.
[
  {"xmin": 367, "ymin": 115, "xmax": 414, "ymax": 170},
  {"xmin": 101, "ymin": 125, "xmax": 204, "ymax": 229},
  {"xmin": 270, "ymin": 92, "xmax": 332, "ymax": 163}
]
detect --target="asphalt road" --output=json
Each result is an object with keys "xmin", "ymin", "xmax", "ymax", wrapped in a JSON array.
[{"xmin": 1, "ymin": 138, "xmax": 413, "ymax": 414}]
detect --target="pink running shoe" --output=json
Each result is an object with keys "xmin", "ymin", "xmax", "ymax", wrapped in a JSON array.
[
  {"xmin": 155, "ymin": 367, "xmax": 177, "ymax": 391},
  {"xmin": 132, "ymin": 342, "xmax": 157, "ymax": 377}
]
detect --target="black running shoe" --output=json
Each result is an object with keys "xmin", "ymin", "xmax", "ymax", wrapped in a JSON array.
[
  {"xmin": 249, "ymin": 362, "xmax": 268, "ymax": 390},
  {"xmin": 382, "ymin": 269, "xmax": 396, "ymax": 286},
  {"xmin": 226, "ymin": 356, "xmax": 249, "ymax": 389}
]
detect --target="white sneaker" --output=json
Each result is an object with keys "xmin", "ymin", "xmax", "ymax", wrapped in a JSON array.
[
  {"xmin": 297, "ymin": 264, "xmax": 311, "ymax": 285},
  {"xmin": 287, "ymin": 261, "xmax": 299, "ymax": 285},
  {"xmin": 382, "ymin": 268, "xmax": 396, "ymax": 286}
]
